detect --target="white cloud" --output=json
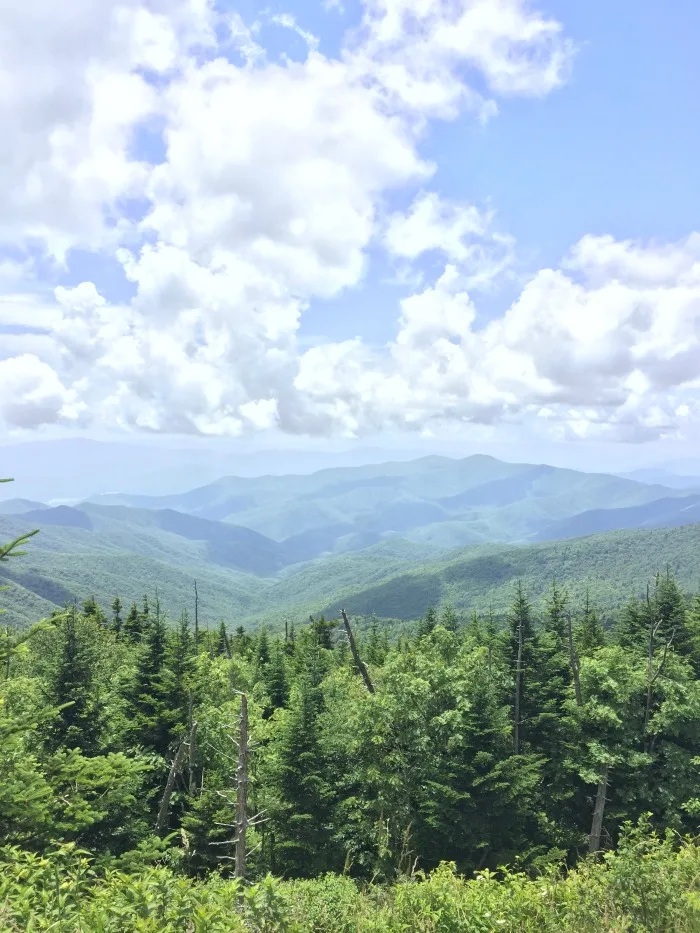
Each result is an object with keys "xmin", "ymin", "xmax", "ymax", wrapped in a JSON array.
[
  {"xmin": 384, "ymin": 192, "xmax": 516, "ymax": 288},
  {"xmin": 12, "ymin": 0, "xmax": 698, "ymax": 445}
]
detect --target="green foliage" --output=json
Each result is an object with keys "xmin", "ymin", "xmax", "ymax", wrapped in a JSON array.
[
  {"xmin": 3, "ymin": 491, "xmax": 700, "ymax": 931},
  {"xmin": 0, "ymin": 824, "xmax": 699, "ymax": 931}
]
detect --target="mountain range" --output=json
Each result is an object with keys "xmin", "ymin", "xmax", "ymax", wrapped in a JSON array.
[{"xmin": 2, "ymin": 453, "xmax": 700, "ymax": 629}]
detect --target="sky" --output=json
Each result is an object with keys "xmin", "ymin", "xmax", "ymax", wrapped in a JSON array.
[{"xmin": 0, "ymin": 0, "xmax": 699, "ymax": 472}]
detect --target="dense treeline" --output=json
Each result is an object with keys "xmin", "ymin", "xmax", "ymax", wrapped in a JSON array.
[
  {"xmin": 2, "ymin": 487, "xmax": 700, "ymax": 928},
  {"xmin": 2, "ymin": 576, "xmax": 700, "ymax": 875}
]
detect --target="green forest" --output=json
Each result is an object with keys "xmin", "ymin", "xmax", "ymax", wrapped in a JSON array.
[{"xmin": 2, "ymin": 481, "xmax": 700, "ymax": 930}]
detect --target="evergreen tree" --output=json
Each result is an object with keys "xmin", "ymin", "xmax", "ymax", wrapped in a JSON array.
[
  {"xmin": 215, "ymin": 620, "xmax": 231, "ymax": 658},
  {"xmin": 441, "ymin": 605, "xmax": 459, "ymax": 632},
  {"xmin": 111, "ymin": 596, "xmax": 123, "ymax": 636},
  {"xmin": 506, "ymin": 582, "xmax": 537, "ymax": 754},
  {"xmin": 366, "ymin": 616, "xmax": 384, "ymax": 666},
  {"xmin": 576, "ymin": 590, "xmax": 605, "ymax": 654},
  {"xmin": 123, "ymin": 602, "xmax": 144, "ymax": 643},
  {"xmin": 269, "ymin": 674, "xmax": 336, "ymax": 876},
  {"xmin": 45, "ymin": 606, "xmax": 103, "ymax": 756},
  {"xmin": 264, "ymin": 642, "xmax": 289, "ymax": 712},
  {"xmin": 417, "ymin": 607, "xmax": 438, "ymax": 637},
  {"xmin": 126, "ymin": 598, "xmax": 173, "ymax": 756},
  {"xmin": 168, "ymin": 610, "xmax": 196, "ymax": 736}
]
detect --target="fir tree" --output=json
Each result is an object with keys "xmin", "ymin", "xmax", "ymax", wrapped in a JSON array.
[
  {"xmin": 269, "ymin": 674, "xmax": 336, "ymax": 876},
  {"xmin": 45, "ymin": 606, "xmax": 103, "ymax": 756},
  {"xmin": 507, "ymin": 582, "xmax": 537, "ymax": 754},
  {"xmin": 576, "ymin": 590, "xmax": 605, "ymax": 654},
  {"xmin": 123, "ymin": 602, "xmax": 144, "ymax": 643},
  {"xmin": 111, "ymin": 596, "xmax": 123, "ymax": 636},
  {"xmin": 126, "ymin": 597, "xmax": 173, "ymax": 756},
  {"xmin": 215, "ymin": 620, "xmax": 231, "ymax": 658},
  {"xmin": 264, "ymin": 642, "xmax": 289, "ymax": 712},
  {"xmin": 441, "ymin": 605, "xmax": 459, "ymax": 632},
  {"xmin": 417, "ymin": 607, "xmax": 438, "ymax": 637}
]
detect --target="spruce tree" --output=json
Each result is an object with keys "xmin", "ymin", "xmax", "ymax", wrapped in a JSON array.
[
  {"xmin": 123, "ymin": 602, "xmax": 144, "ymax": 643},
  {"xmin": 111, "ymin": 596, "xmax": 123, "ymax": 636},
  {"xmin": 576, "ymin": 590, "xmax": 605, "ymax": 654},
  {"xmin": 507, "ymin": 582, "xmax": 537, "ymax": 754},
  {"xmin": 269, "ymin": 674, "xmax": 336, "ymax": 876},
  {"xmin": 215, "ymin": 620, "xmax": 231, "ymax": 658},
  {"xmin": 441, "ymin": 605, "xmax": 459, "ymax": 632},
  {"xmin": 126, "ymin": 597, "xmax": 173, "ymax": 756},
  {"xmin": 45, "ymin": 605, "xmax": 103, "ymax": 756},
  {"xmin": 417, "ymin": 607, "xmax": 438, "ymax": 637}
]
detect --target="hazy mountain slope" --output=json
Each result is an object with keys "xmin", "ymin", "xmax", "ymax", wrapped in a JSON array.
[
  {"xmin": 90, "ymin": 455, "xmax": 684, "ymax": 556},
  {"xmin": 0, "ymin": 437, "xmax": 431, "ymax": 501},
  {"xmin": 535, "ymin": 495, "xmax": 700, "ymax": 540},
  {"xmin": 4, "ymin": 511, "xmax": 700, "ymax": 631},
  {"xmin": 0, "ymin": 499, "xmax": 48, "ymax": 515},
  {"xmin": 619, "ymin": 468, "xmax": 700, "ymax": 489},
  {"xmin": 0, "ymin": 511, "xmax": 267, "ymax": 627}
]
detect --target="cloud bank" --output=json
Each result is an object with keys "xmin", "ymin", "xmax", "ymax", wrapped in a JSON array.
[{"xmin": 1, "ymin": 0, "xmax": 698, "ymax": 443}]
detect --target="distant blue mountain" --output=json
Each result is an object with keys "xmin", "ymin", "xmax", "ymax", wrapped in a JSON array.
[{"xmin": 535, "ymin": 495, "xmax": 700, "ymax": 541}]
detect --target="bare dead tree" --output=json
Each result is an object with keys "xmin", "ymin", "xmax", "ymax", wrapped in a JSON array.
[
  {"xmin": 156, "ymin": 721, "xmax": 198, "ymax": 835},
  {"xmin": 589, "ymin": 763, "xmax": 609, "ymax": 854},
  {"xmin": 339, "ymin": 609, "xmax": 375, "ymax": 694}
]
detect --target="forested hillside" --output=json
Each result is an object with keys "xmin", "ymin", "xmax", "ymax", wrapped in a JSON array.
[
  {"xmin": 2, "ymin": 480, "xmax": 700, "ymax": 929},
  {"xmin": 6, "ymin": 505, "xmax": 700, "ymax": 630}
]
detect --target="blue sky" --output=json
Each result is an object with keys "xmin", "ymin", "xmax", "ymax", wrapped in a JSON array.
[
  {"xmin": 300, "ymin": 0, "xmax": 700, "ymax": 344},
  {"xmin": 0, "ymin": 0, "xmax": 699, "ymax": 469}
]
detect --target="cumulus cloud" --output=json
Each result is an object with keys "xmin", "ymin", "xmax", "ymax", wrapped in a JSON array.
[{"xmin": 5, "ymin": 0, "xmax": 698, "ymax": 444}]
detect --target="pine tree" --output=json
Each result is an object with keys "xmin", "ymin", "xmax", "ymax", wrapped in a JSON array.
[
  {"xmin": 168, "ymin": 611, "xmax": 195, "ymax": 736},
  {"xmin": 45, "ymin": 606, "xmax": 103, "ymax": 756},
  {"xmin": 417, "ymin": 607, "xmax": 438, "ymax": 637},
  {"xmin": 126, "ymin": 597, "xmax": 173, "ymax": 756},
  {"xmin": 269, "ymin": 674, "xmax": 336, "ymax": 876},
  {"xmin": 264, "ymin": 642, "xmax": 289, "ymax": 712},
  {"xmin": 366, "ymin": 616, "xmax": 384, "ymax": 666},
  {"xmin": 123, "ymin": 602, "xmax": 144, "ymax": 643},
  {"xmin": 255, "ymin": 627, "xmax": 270, "ymax": 673},
  {"xmin": 507, "ymin": 582, "xmax": 537, "ymax": 754},
  {"xmin": 111, "ymin": 596, "xmax": 123, "ymax": 636},
  {"xmin": 215, "ymin": 620, "xmax": 231, "ymax": 658},
  {"xmin": 576, "ymin": 589, "xmax": 605, "ymax": 654},
  {"xmin": 441, "ymin": 605, "xmax": 459, "ymax": 632}
]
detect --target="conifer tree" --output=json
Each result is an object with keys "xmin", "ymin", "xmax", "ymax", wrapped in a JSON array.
[
  {"xmin": 215, "ymin": 620, "xmax": 231, "ymax": 658},
  {"xmin": 507, "ymin": 582, "xmax": 537, "ymax": 754},
  {"xmin": 417, "ymin": 607, "xmax": 438, "ymax": 637},
  {"xmin": 269, "ymin": 673, "xmax": 336, "ymax": 876},
  {"xmin": 576, "ymin": 589, "xmax": 605, "ymax": 654},
  {"xmin": 45, "ymin": 605, "xmax": 103, "ymax": 756},
  {"xmin": 264, "ymin": 641, "xmax": 289, "ymax": 712},
  {"xmin": 126, "ymin": 597, "xmax": 173, "ymax": 756},
  {"xmin": 441, "ymin": 605, "xmax": 459, "ymax": 632},
  {"xmin": 123, "ymin": 602, "xmax": 144, "ymax": 642},
  {"xmin": 111, "ymin": 596, "xmax": 123, "ymax": 636}
]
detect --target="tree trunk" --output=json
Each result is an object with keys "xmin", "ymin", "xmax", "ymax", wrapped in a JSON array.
[
  {"xmin": 156, "ymin": 721, "xmax": 197, "ymax": 835},
  {"xmin": 235, "ymin": 693, "xmax": 249, "ymax": 880},
  {"xmin": 514, "ymin": 615, "xmax": 523, "ymax": 754},
  {"xmin": 588, "ymin": 764, "xmax": 609, "ymax": 854},
  {"xmin": 340, "ymin": 609, "xmax": 375, "ymax": 694}
]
